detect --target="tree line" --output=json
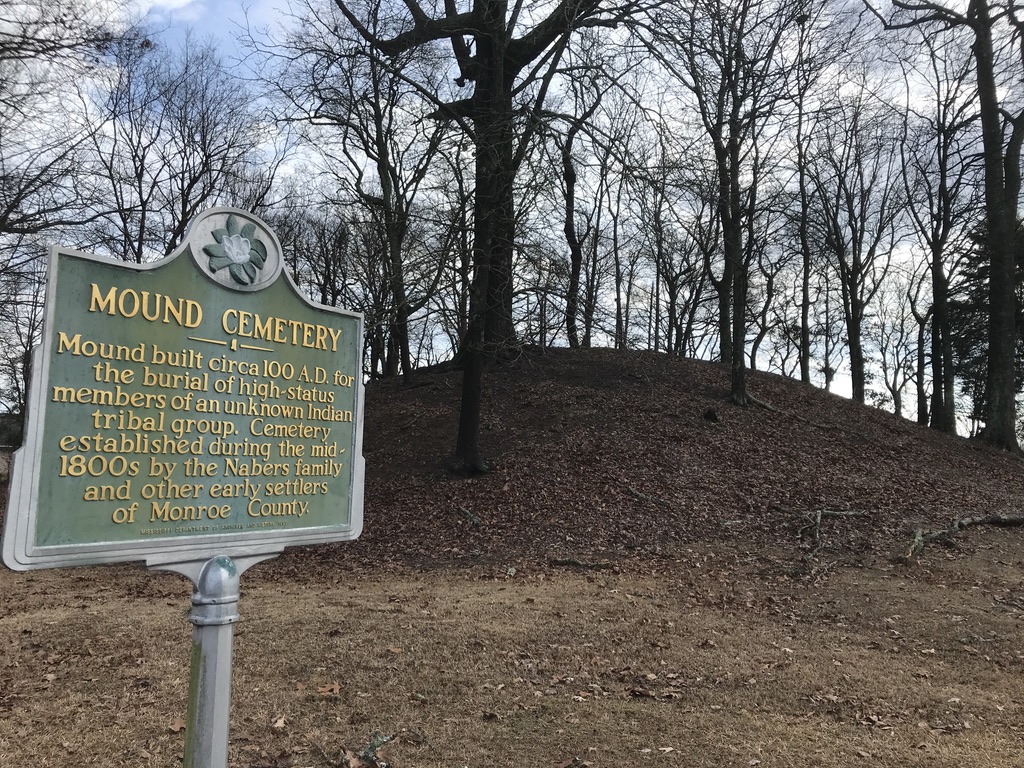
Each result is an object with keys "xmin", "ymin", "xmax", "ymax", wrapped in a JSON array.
[{"xmin": 1, "ymin": 0, "xmax": 1022, "ymax": 467}]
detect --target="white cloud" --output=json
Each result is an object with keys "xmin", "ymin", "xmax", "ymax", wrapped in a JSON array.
[
  {"xmin": 132, "ymin": 0, "xmax": 285, "ymax": 40},
  {"xmin": 142, "ymin": 0, "xmax": 205, "ymax": 24}
]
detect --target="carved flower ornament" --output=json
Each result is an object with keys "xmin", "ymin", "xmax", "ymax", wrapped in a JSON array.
[{"xmin": 203, "ymin": 214, "xmax": 268, "ymax": 286}]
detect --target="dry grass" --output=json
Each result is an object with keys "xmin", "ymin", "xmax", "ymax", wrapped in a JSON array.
[{"xmin": 4, "ymin": 538, "xmax": 1024, "ymax": 767}]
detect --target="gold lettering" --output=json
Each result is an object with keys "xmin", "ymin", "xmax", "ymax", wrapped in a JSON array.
[
  {"xmin": 86, "ymin": 284, "xmax": 201, "ymax": 327},
  {"xmin": 83, "ymin": 480, "xmax": 131, "ymax": 501},
  {"xmin": 52, "ymin": 384, "xmax": 166, "ymax": 408},
  {"xmin": 140, "ymin": 480, "xmax": 203, "ymax": 500},
  {"xmin": 223, "ymin": 457, "xmax": 290, "ymax": 477},
  {"xmin": 246, "ymin": 496, "xmax": 310, "ymax": 518},
  {"xmin": 150, "ymin": 501, "xmax": 229, "ymax": 522},
  {"xmin": 89, "ymin": 284, "xmax": 117, "ymax": 314},
  {"xmin": 57, "ymin": 331, "xmax": 83, "ymax": 353},
  {"xmin": 164, "ymin": 297, "xmax": 182, "ymax": 325},
  {"xmin": 254, "ymin": 313, "xmax": 274, "ymax": 341},
  {"xmin": 219, "ymin": 309, "xmax": 342, "ymax": 351},
  {"xmin": 140, "ymin": 291, "xmax": 160, "ymax": 321},
  {"xmin": 249, "ymin": 418, "xmax": 331, "ymax": 443}
]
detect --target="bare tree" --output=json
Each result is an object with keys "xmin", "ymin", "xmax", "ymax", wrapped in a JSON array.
[
  {"xmin": 553, "ymin": 79, "xmax": 604, "ymax": 349},
  {"xmin": 257, "ymin": 3, "xmax": 450, "ymax": 377},
  {"xmin": 786, "ymin": 0, "xmax": 863, "ymax": 385},
  {"xmin": 614, "ymin": 101, "xmax": 714, "ymax": 357},
  {"xmin": 0, "ymin": 1, "xmax": 125, "ymax": 237},
  {"xmin": 427, "ymin": 137, "xmax": 476, "ymax": 352},
  {"xmin": 0, "ymin": 236, "xmax": 45, "ymax": 427},
  {"xmin": 872, "ymin": 267, "xmax": 926, "ymax": 417},
  {"xmin": 333, "ymin": 0, "xmax": 647, "ymax": 471},
  {"xmin": 806, "ymin": 86, "xmax": 908, "ymax": 403},
  {"xmin": 895, "ymin": 25, "xmax": 981, "ymax": 432},
  {"xmin": 642, "ymin": 0, "xmax": 802, "ymax": 403},
  {"xmin": 0, "ymin": 1, "xmax": 134, "ymax": 435},
  {"xmin": 748, "ymin": 206, "xmax": 792, "ymax": 371},
  {"xmin": 875, "ymin": 0, "xmax": 1024, "ymax": 449},
  {"xmin": 84, "ymin": 33, "xmax": 285, "ymax": 262}
]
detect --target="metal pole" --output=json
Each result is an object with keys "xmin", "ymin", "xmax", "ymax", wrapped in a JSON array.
[{"xmin": 183, "ymin": 555, "xmax": 240, "ymax": 768}]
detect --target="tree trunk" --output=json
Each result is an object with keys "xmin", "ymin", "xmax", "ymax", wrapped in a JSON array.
[
  {"xmin": 799, "ymin": 234, "xmax": 812, "ymax": 385},
  {"xmin": 848, "ymin": 305, "xmax": 866, "ymax": 404},
  {"xmin": 611, "ymin": 183, "xmax": 626, "ymax": 350},
  {"xmin": 731, "ymin": 256, "xmax": 749, "ymax": 404},
  {"xmin": 929, "ymin": 259, "xmax": 956, "ymax": 432},
  {"xmin": 720, "ymin": 143, "xmax": 746, "ymax": 404},
  {"xmin": 796, "ymin": 22, "xmax": 813, "ymax": 386},
  {"xmin": 453, "ymin": 6, "xmax": 515, "ymax": 473},
  {"xmin": 917, "ymin": 314, "xmax": 929, "ymax": 426},
  {"xmin": 713, "ymin": 258, "xmax": 733, "ymax": 365},
  {"xmin": 973, "ymin": 0, "xmax": 1019, "ymax": 450},
  {"xmin": 454, "ymin": 134, "xmax": 495, "ymax": 471},
  {"xmin": 562, "ymin": 130, "xmax": 583, "ymax": 349},
  {"xmin": 454, "ymin": 323, "xmax": 487, "ymax": 473},
  {"xmin": 480, "ymin": 135, "xmax": 517, "ymax": 353}
]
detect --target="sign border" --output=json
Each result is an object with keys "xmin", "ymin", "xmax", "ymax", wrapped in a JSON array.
[{"xmin": 2, "ymin": 208, "xmax": 365, "ymax": 571}]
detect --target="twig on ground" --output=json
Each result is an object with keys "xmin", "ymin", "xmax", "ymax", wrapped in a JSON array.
[
  {"xmin": 455, "ymin": 506, "xmax": 483, "ymax": 527},
  {"xmin": 902, "ymin": 514, "xmax": 1024, "ymax": 560},
  {"xmin": 749, "ymin": 394, "xmax": 845, "ymax": 431},
  {"xmin": 316, "ymin": 731, "xmax": 394, "ymax": 768},
  {"xmin": 797, "ymin": 509, "xmax": 868, "ymax": 561}
]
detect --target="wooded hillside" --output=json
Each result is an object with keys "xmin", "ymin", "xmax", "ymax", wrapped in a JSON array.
[{"xmin": 308, "ymin": 348, "xmax": 1024, "ymax": 572}]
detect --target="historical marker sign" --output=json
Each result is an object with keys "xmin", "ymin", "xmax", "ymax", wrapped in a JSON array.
[{"xmin": 3, "ymin": 208, "xmax": 365, "ymax": 570}]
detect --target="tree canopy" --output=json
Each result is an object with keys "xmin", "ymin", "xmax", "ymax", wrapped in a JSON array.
[{"xmin": 1, "ymin": 0, "xmax": 1023, "ymax": 455}]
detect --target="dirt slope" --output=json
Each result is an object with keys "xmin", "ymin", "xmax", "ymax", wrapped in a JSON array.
[{"xmin": 312, "ymin": 347, "xmax": 1024, "ymax": 573}]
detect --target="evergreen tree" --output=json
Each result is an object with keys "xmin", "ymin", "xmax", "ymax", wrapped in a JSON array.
[{"xmin": 948, "ymin": 223, "xmax": 1024, "ymax": 426}]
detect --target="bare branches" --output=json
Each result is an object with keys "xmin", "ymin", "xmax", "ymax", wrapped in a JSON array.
[
  {"xmin": 0, "ymin": 0, "xmax": 137, "ymax": 238},
  {"xmin": 81, "ymin": 35, "xmax": 281, "ymax": 262},
  {"xmin": 333, "ymin": 0, "xmax": 479, "ymax": 56},
  {"xmin": 507, "ymin": 0, "xmax": 603, "ymax": 72},
  {"xmin": 890, "ymin": 0, "xmax": 967, "ymax": 26},
  {"xmin": 0, "ymin": 0, "xmax": 117, "ymax": 67},
  {"xmin": 446, "ymin": 0, "xmax": 476, "ymax": 85}
]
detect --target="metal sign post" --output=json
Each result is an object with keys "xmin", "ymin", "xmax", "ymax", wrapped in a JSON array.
[
  {"xmin": 184, "ymin": 556, "xmax": 241, "ymax": 768},
  {"xmin": 152, "ymin": 552, "xmax": 283, "ymax": 768}
]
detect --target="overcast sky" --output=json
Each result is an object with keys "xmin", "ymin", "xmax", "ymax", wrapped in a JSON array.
[{"xmin": 135, "ymin": 0, "xmax": 281, "ymax": 50}]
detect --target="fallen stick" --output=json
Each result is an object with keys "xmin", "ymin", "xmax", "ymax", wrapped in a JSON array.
[
  {"xmin": 903, "ymin": 514, "xmax": 1024, "ymax": 559},
  {"xmin": 455, "ymin": 506, "xmax": 483, "ymax": 527},
  {"xmin": 798, "ymin": 509, "xmax": 868, "ymax": 561}
]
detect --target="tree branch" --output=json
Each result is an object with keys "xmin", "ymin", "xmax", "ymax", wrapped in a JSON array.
[
  {"xmin": 333, "ymin": 0, "xmax": 479, "ymax": 56},
  {"xmin": 507, "ymin": 0, "xmax": 603, "ymax": 73},
  {"xmin": 902, "ymin": 514, "xmax": 1024, "ymax": 559}
]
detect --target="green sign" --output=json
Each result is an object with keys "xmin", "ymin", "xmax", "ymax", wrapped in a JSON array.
[{"xmin": 3, "ymin": 208, "xmax": 364, "ymax": 570}]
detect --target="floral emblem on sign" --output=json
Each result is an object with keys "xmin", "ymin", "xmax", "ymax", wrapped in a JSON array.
[{"xmin": 203, "ymin": 214, "xmax": 268, "ymax": 286}]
